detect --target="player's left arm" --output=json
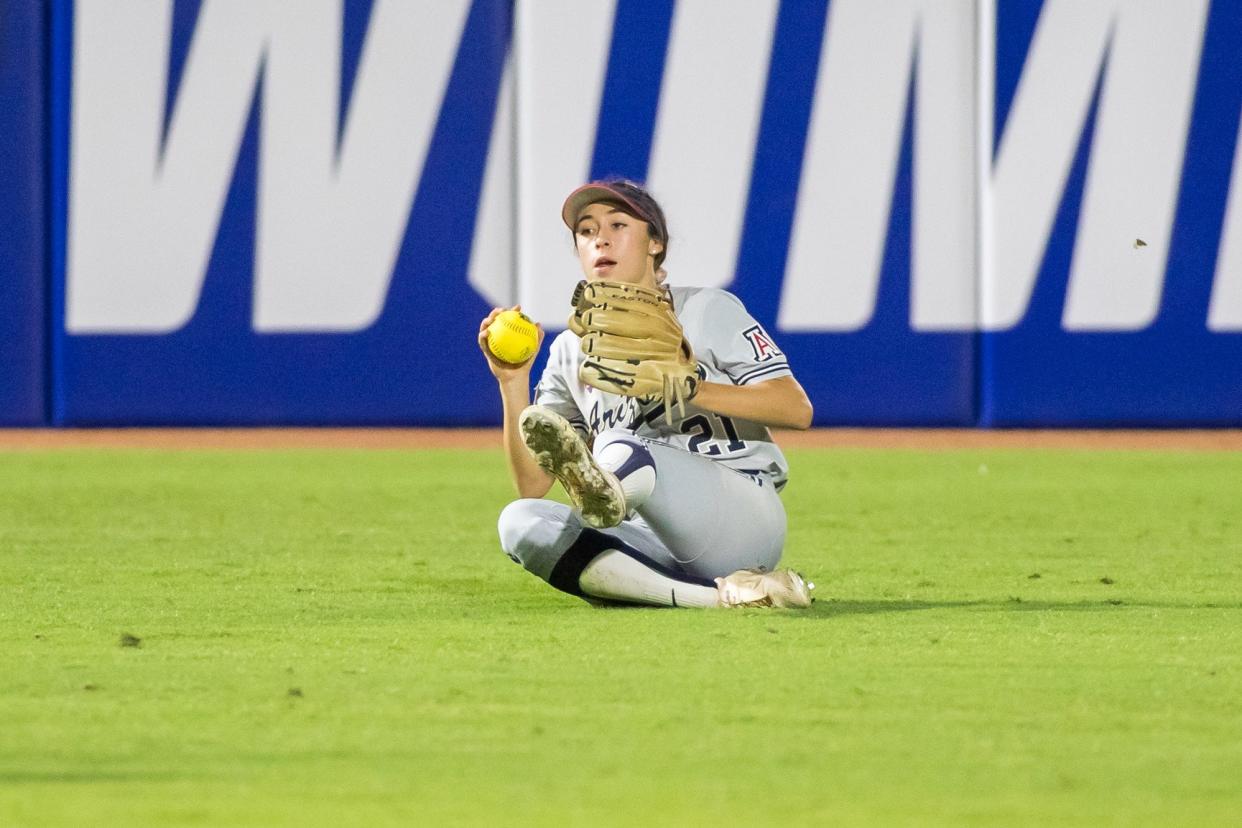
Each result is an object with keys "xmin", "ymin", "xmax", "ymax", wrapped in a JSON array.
[
  {"xmin": 691, "ymin": 375, "xmax": 814, "ymax": 430},
  {"xmin": 680, "ymin": 289, "xmax": 813, "ymax": 429}
]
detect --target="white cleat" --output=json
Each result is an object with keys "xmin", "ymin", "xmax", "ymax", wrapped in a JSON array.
[
  {"xmin": 715, "ymin": 568, "xmax": 815, "ymax": 609},
  {"xmin": 519, "ymin": 405, "xmax": 627, "ymax": 529}
]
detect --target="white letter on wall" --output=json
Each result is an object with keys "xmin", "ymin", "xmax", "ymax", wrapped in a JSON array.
[
  {"xmin": 254, "ymin": 0, "xmax": 468, "ymax": 331},
  {"xmin": 69, "ymin": 0, "xmax": 270, "ymax": 332},
  {"xmin": 779, "ymin": 0, "xmax": 977, "ymax": 332},
  {"xmin": 645, "ymin": 0, "xmax": 779, "ymax": 291},
  {"xmin": 1209, "ymin": 117, "xmax": 1242, "ymax": 331},
  {"xmin": 514, "ymin": 0, "xmax": 617, "ymax": 327},
  {"xmin": 68, "ymin": 0, "xmax": 469, "ymax": 334},
  {"xmin": 988, "ymin": 0, "xmax": 1208, "ymax": 331}
]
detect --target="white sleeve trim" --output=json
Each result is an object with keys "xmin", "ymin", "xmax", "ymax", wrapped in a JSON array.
[{"xmin": 734, "ymin": 361, "xmax": 792, "ymax": 385}]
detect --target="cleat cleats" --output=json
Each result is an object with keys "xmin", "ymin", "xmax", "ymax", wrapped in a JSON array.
[
  {"xmin": 519, "ymin": 405, "xmax": 627, "ymax": 529},
  {"xmin": 715, "ymin": 568, "xmax": 815, "ymax": 609}
]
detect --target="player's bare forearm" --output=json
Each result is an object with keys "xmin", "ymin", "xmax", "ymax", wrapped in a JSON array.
[
  {"xmin": 691, "ymin": 375, "xmax": 814, "ymax": 430},
  {"xmin": 478, "ymin": 306, "xmax": 553, "ymax": 498},
  {"xmin": 498, "ymin": 376, "xmax": 555, "ymax": 498}
]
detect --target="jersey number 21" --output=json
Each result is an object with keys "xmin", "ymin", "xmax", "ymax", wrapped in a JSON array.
[{"xmin": 681, "ymin": 414, "xmax": 746, "ymax": 455}]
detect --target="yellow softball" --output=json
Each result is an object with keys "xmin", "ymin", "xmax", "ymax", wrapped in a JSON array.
[{"xmin": 486, "ymin": 310, "xmax": 539, "ymax": 365}]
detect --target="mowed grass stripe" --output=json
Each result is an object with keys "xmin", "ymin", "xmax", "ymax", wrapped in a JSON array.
[{"xmin": 0, "ymin": 448, "xmax": 1239, "ymax": 826}]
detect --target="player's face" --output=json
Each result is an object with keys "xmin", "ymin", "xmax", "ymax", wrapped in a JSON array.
[{"xmin": 574, "ymin": 202, "xmax": 663, "ymax": 286}]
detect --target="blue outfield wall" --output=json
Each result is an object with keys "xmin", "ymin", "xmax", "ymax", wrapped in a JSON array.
[
  {"xmin": 49, "ymin": 0, "xmax": 512, "ymax": 426},
  {"xmin": 6, "ymin": 0, "xmax": 1242, "ymax": 426},
  {"xmin": 982, "ymin": 0, "xmax": 1242, "ymax": 426},
  {"xmin": 0, "ymin": 1, "xmax": 46, "ymax": 425}
]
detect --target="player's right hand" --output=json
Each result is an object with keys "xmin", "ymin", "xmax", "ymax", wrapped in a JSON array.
[{"xmin": 478, "ymin": 306, "xmax": 544, "ymax": 381}]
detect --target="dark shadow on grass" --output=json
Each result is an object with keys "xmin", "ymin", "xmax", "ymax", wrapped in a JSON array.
[
  {"xmin": 816, "ymin": 599, "xmax": 984, "ymax": 616},
  {"xmin": 815, "ymin": 599, "xmax": 1242, "ymax": 617},
  {"xmin": 571, "ymin": 597, "xmax": 1242, "ymax": 616},
  {"xmin": 0, "ymin": 770, "xmax": 183, "ymax": 784}
]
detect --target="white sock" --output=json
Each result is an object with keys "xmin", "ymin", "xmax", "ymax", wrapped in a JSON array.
[
  {"xmin": 578, "ymin": 550, "xmax": 720, "ymax": 608},
  {"xmin": 595, "ymin": 442, "xmax": 656, "ymax": 509}
]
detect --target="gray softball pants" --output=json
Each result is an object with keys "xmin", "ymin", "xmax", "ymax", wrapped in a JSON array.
[{"xmin": 497, "ymin": 433, "xmax": 786, "ymax": 594}]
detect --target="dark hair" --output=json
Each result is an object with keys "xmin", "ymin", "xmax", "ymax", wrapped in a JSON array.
[{"xmin": 564, "ymin": 179, "xmax": 670, "ymax": 270}]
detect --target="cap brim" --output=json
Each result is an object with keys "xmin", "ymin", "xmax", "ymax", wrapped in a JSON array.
[{"xmin": 561, "ymin": 184, "xmax": 646, "ymax": 230}]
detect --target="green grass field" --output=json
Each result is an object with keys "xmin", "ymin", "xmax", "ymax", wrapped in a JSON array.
[{"xmin": 2, "ymin": 445, "xmax": 1240, "ymax": 826}]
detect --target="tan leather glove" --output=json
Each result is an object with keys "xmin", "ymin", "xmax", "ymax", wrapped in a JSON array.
[{"xmin": 567, "ymin": 280, "xmax": 700, "ymax": 422}]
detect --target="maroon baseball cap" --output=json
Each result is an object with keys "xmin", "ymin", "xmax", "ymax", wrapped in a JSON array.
[{"xmin": 560, "ymin": 180, "xmax": 669, "ymax": 256}]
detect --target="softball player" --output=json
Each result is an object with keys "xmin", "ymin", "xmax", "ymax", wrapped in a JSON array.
[{"xmin": 477, "ymin": 180, "xmax": 814, "ymax": 608}]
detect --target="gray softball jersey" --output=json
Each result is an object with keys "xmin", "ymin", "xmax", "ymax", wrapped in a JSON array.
[{"xmin": 534, "ymin": 285, "xmax": 793, "ymax": 490}]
